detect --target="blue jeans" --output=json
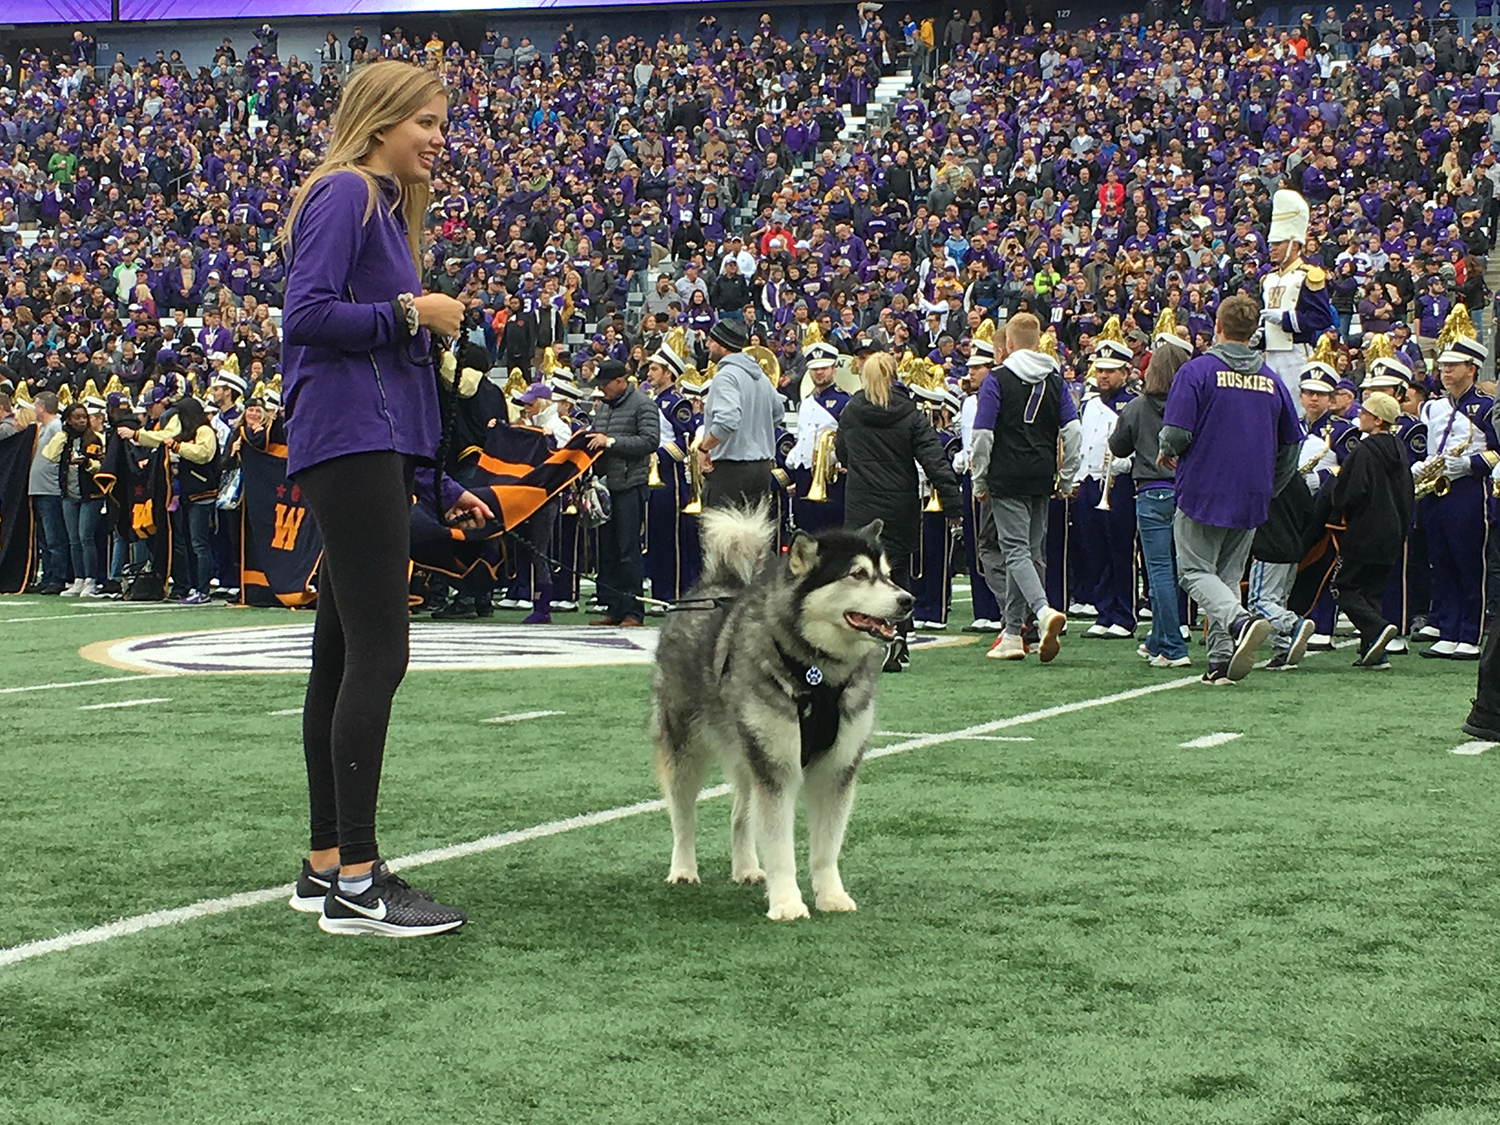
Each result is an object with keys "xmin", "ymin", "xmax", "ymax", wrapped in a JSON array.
[
  {"xmin": 61, "ymin": 495, "xmax": 105, "ymax": 581},
  {"xmin": 171, "ymin": 501, "xmax": 216, "ymax": 593},
  {"xmin": 1136, "ymin": 488, "xmax": 1187, "ymax": 659},
  {"xmin": 31, "ymin": 494, "xmax": 69, "ymax": 586}
]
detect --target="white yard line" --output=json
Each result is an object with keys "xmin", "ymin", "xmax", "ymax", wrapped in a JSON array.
[
  {"xmin": 1451, "ymin": 741, "xmax": 1496, "ymax": 756},
  {"xmin": 77, "ymin": 698, "xmax": 172, "ymax": 711},
  {"xmin": 268, "ymin": 707, "xmax": 304, "ymax": 717},
  {"xmin": 0, "ymin": 607, "xmax": 186, "ymax": 624},
  {"xmin": 0, "ymin": 674, "xmax": 172, "ymax": 696},
  {"xmin": 1180, "ymin": 732, "xmax": 1244, "ymax": 749},
  {"xmin": 876, "ymin": 730, "xmax": 1034, "ymax": 742},
  {"xmin": 483, "ymin": 711, "xmax": 566, "ymax": 724},
  {"xmin": 0, "ymin": 674, "xmax": 1206, "ymax": 970}
]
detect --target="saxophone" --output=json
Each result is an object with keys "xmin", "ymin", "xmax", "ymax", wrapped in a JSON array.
[
  {"xmin": 1414, "ymin": 432, "xmax": 1472, "ymax": 499},
  {"xmin": 1298, "ymin": 435, "xmax": 1332, "ymax": 476}
]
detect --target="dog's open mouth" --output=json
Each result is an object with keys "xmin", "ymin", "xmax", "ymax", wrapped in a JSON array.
[{"xmin": 844, "ymin": 612, "xmax": 899, "ymax": 641}]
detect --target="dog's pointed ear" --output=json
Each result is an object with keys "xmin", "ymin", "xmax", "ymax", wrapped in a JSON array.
[
  {"xmin": 788, "ymin": 531, "xmax": 819, "ymax": 576},
  {"xmin": 856, "ymin": 518, "xmax": 884, "ymax": 542}
]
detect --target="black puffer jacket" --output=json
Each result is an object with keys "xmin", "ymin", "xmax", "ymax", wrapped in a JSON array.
[
  {"xmin": 835, "ymin": 384, "xmax": 962, "ymax": 559},
  {"xmin": 1332, "ymin": 430, "xmax": 1415, "ymax": 565},
  {"xmin": 590, "ymin": 384, "xmax": 660, "ymax": 491}
]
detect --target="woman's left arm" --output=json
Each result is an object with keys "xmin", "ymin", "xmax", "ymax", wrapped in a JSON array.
[{"xmin": 281, "ymin": 174, "xmax": 407, "ymax": 353}]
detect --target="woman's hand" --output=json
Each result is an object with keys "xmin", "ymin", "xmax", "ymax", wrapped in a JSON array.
[
  {"xmin": 444, "ymin": 489, "xmax": 494, "ymax": 529},
  {"xmin": 413, "ymin": 293, "xmax": 465, "ymax": 337}
]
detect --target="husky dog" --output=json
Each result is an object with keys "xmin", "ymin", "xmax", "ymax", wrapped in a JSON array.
[{"xmin": 651, "ymin": 505, "xmax": 912, "ymax": 921}]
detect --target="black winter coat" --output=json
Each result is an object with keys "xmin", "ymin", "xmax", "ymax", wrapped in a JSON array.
[
  {"xmin": 835, "ymin": 385, "xmax": 962, "ymax": 559},
  {"xmin": 1331, "ymin": 430, "xmax": 1414, "ymax": 565}
]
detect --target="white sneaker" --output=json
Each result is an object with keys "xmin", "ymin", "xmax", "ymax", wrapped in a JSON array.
[
  {"xmin": 59, "ymin": 578, "xmax": 86, "ymax": 597},
  {"xmin": 1084, "ymin": 623, "xmax": 1108, "ymax": 638},
  {"xmin": 79, "ymin": 578, "xmax": 100, "ymax": 598},
  {"xmin": 1037, "ymin": 607, "xmax": 1066, "ymax": 663},
  {"xmin": 1104, "ymin": 624, "xmax": 1134, "ymax": 639},
  {"xmin": 1067, "ymin": 602, "xmax": 1097, "ymax": 617},
  {"xmin": 986, "ymin": 633, "xmax": 1027, "ymax": 660},
  {"xmin": 1415, "ymin": 625, "xmax": 1442, "ymax": 641},
  {"xmin": 1306, "ymin": 633, "xmax": 1335, "ymax": 652},
  {"xmin": 497, "ymin": 598, "xmax": 522, "ymax": 609},
  {"xmin": 963, "ymin": 619, "xmax": 996, "ymax": 633},
  {"xmin": 1424, "ymin": 640, "xmax": 1458, "ymax": 658},
  {"xmin": 1455, "ymin": 642, "xmax": 1482, "ymax": 660},
  {"xmin": 1137, "ymin": 643, "xmax": 1152, "ymax": 660},
  {"xmin": 1149, "ymin": 653, "xmax": 1192, "ymax": 668},
  {"xmin": 1386, "ymin": 637, "xmax": 1408, "ymax": 654}
]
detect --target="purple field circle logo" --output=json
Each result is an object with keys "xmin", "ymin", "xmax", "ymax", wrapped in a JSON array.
[{"xmin": 83, "ymin": 623, "xmax": 971, "ymax": 675}]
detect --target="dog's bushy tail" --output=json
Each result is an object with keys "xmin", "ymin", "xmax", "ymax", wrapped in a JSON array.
[{"xmin": 698, "ymin": 502, "xmax": 774, "ymax": 588}]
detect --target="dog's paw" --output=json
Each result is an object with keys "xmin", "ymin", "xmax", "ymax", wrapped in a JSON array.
[
  {"xmin": 665, "ymin": 868, "xmax": 700, "ymax": 885},
  {"xmin": 732, "ymin": 867, "xmax": 766, "ymax": 885},
  {"xmin": 766, "ymin": 898, "xmax": 811, "ymax": 922},
  {"xmin": 816, "ymin": 889, "xmax": 857, "ymax": 913}
]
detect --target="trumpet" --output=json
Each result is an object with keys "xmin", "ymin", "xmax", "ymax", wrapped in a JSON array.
[
  {"xmin": 683, "ymin": 439, "xmax": 705, "ymax": 514},
  {"xmin": 648, "ymin": 452, "xmax": 663, "ymax": 489},
  {"xmin": 924, "ymin": 485, "xmax": 943, "ymax": 513},
  {"xmin": 1095, "ymin": 446, "xmax": 1115, "ymax": 511},
  {"xmin": 806, "ymin": 428, "xmax": 838, "ymax": 502},
  {"xmin": 1414, "ymin": 433, "xmax": 1472, "ymax": 499}
]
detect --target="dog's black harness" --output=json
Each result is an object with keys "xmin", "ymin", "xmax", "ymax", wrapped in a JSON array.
[{"xmin": 774, "ymin": 642, "xmax": 843, "ymax": 767}]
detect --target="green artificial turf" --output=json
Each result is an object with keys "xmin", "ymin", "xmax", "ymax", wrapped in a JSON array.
[{"xmin": 3, "ymin": 595, "xmax": 1500, "ymax": 1124}]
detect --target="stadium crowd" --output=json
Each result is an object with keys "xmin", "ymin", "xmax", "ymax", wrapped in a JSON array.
[{"xmin": 2, "ymin": 1, "xmax": 1500, "ymax": 709}]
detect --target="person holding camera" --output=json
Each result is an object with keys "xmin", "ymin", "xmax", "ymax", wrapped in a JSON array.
[{"xmin": 586, "ymin": 358, "xmax": 659, "ymax": 627}]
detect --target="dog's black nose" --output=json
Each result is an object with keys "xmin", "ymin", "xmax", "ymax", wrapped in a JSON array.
[{"xmin": 896, "ymin": 591, "xmax": 914, "ymax": 613}]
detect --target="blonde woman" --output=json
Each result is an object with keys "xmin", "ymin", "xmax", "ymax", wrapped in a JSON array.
[
  {"xmin": 835, "ymin": 351, "xmax": 962, "ymax": 671},
  {"xmin": 279, "ymin": 60, "xmax": 491, "ymax": 937}
]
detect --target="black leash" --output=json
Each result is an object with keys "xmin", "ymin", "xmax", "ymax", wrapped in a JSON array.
[
  {"xmin": 492, "ymin": 526, "xmax": 736, "ymax": 613},
  {"xmin": 430, "ymin": 334, "xmax": 464, "ymax": 529}
]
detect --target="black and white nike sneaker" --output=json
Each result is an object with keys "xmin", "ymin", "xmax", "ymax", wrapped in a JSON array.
[
  {"xmin": 289, "ymin": 858, "xmax": 337, "ymax": 914},
  {"xmin": 318, "ymin": 861, "xmax": 466, "ymax": 937}
]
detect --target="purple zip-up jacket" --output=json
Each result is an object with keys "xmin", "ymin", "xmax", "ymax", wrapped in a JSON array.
[{"xmin": 282, "ymin": 170, "xmax": 440, "ymax": 479}]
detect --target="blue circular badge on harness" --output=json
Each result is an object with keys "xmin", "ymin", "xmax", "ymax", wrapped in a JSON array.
[{"xmin": 805, "ymin": 665, "xmax": 823, "ymax": 686}]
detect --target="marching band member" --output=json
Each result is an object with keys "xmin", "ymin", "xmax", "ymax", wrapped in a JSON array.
[
  {"xmin": 1290, "ymin": 348, "xmax": 1360, "ymax": 652},
  {"xmin": 958, "ymin": 334, "xmax": 1005, "ymax": 632},
  {"xmin": 1075, "ymin": 331, "xmax": 1138, "ymax": 639},
  {"xmin": 909, "ymin": 367, "xmax": 959, "ymax": 630},
  {"xmin": 787, "ymin": 329, "xmax": 849, "ymax": 534},
  {"xmin": 549, "ymin": 377, "xmax": 591, "ymax": 611},
  {"xmin": 1247, "ymin": 355, "xmax": 1351, "ymax": 673},
  {"xmin": 1416, "ymin": 328, "xmax": 1494, "ymax": 661},
  {"xmin": 641, "ymin": 328, "xmax": 700, "ymax": 608},
  {"xmin": 1260, "ymin": 189, "xmax": 1337, "ymax": 407}
]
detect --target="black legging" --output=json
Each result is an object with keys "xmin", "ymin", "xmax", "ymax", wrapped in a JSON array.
[{"xmin": 296, "ymin": 450, "xmax": 415, "ymax": 866}]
